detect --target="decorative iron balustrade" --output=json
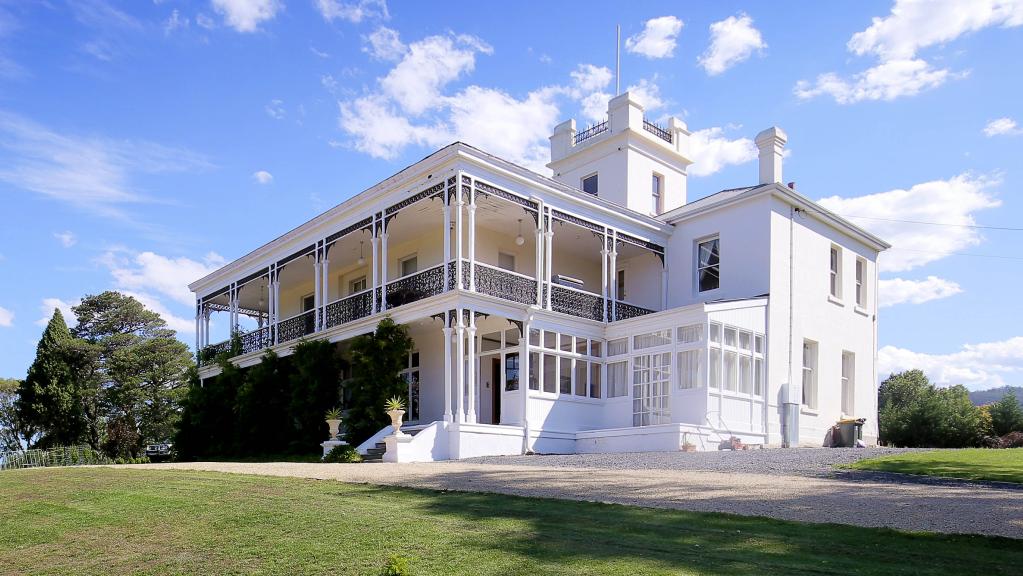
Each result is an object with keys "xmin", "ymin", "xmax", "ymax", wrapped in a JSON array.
[
  {"xmin": 199, "ymin": 340, "xmax": 231, "ymax": 366},
  {"xmin": 277, "ymin": 310, "xmax": 316, "ymax": 344},
  {"xmin": 385, "ymin": 264, "xmax": 446, "ymax": 308},
  {"xmin": 474, "ymin": 263, "xmax": 537, "ymax": 305},
  {"xmin": 643, "ymin": 119, "xmax": 673, "ymax": 143},
  {"xmin": 615, "ymin": 300, "xmax": 656, "ymax": 320},
  {"xmin": 550, "ymin": 284, "xmax": 605, "ymax": 321},
  {"xmin": 324, "ymin": 290, "xmax": 373, "ymax": 329},
  {"xmin": 240, "ymin": 326, "xmax": 272, "ymax": 355},
  {"xmin": 574, "ymin": 119, "xmax": 608, "ymax": 144}
]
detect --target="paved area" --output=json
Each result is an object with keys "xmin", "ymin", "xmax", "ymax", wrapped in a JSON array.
[
  {"xmin": 464, "ymin": 447, "xmax": 925, "ymax": 477},
  {"xmin": 130, "ymin": 458, "xmax": 1023, "ymax": 539}
]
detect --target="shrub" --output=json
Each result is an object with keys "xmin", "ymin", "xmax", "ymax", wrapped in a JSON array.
[
  {"xmin": 323, "ymin": 444, "xmax": 362, "ymax": 463},
  {"xmin": 879, "ymin": 370, "xmax": 988, "ymax": 447},
  {"xmin": 380, "ymin": 555, "xmax": 412, "ymax": 576},
  {"xmin": 1000, "ymin": 431, "xmax": 1023, "ymax": 448}
]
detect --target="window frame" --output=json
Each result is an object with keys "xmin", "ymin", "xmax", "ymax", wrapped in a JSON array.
[
  {"xmin": 801, "ymin": 339, "xmax": 818, "ymax": 410},
  {"xmin": 696, "ymin": 236, "xmax": 721, "ymax": 293},
  {"xmin": 651, "ymin": 173, "xmax": 663, "ymax": 215},
  {"xmin": 581, "ymin": 172, "xmax": 598, "ymax": 195},
  {"xmin": 829, "ymin": 245, "xmax": 842, "ymax": 300},
  {"xmin": 349, "ymin": 275, "xmax": 367, "ymax": 294},
  {"xmin": 855, "ymin": 257, "xmax": 867, "ymax": 308},
  {"xmin": 398, "ymin": 253, "xmax": 419, "ymax": 278},
  {"xmin": 841, "ymin": 351, "xmax": 855, "ymax": 415}
]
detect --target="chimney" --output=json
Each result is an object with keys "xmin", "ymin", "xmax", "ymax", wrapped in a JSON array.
[
  {"xmin": 755, "ymin": 126, "xmax": 787, "ymax": 185},
  {"xmin": 549, "ymin": 119, "xmax": 577, "ymax": 163}
]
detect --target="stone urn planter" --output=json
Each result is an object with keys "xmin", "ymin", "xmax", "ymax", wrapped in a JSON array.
[
  {"xmin": 385, "ymin": 397, "xmax": 407, "ymax": 437},
  {"xmin": 324, "ymin": 407, "xmax": 343, "ymax": 441}
]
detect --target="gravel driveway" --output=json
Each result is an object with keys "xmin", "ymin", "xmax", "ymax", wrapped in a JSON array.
[{"xmin": 130, "ymin": 458, "xmax": 1023, "ymax": 539}]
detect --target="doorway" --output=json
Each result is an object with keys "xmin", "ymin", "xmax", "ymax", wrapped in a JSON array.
[{"xmin": 491, "ymin": 357, "xmax": 501, "ymax": 424}]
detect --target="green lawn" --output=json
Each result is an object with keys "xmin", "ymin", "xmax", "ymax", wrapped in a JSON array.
[
  {"xmin": 844, "ymin": 448, "xmax": 1023, "ymax": 483},
  {"xmin": 1, "ymin": 468, "xmax": 1021, "ymax": 576}
]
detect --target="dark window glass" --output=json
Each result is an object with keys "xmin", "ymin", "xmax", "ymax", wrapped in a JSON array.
[
  {"xmin": 582, "ymin": 174, "xmax": 598, "ymax": 195},
  {"xmin": 697, "ymin": 238, "xmax": 720, "ymax": 292},
  {"xmin": 505, "ymin": 353, "xmax": 520, "ymax": 391}
]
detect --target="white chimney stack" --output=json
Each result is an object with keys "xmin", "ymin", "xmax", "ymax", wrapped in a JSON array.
[{"xmin": 755, "ymin": 126, "xmax": 787, "ymax": 185}]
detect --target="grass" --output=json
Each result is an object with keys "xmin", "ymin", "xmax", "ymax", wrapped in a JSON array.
[
  {"xmin": 1, "ymin": 467, "xmax": 1021, "ymax": 576},
  {"xmin": 844, "ymin": 448, "xmax": 1023, "ymax": 484}
]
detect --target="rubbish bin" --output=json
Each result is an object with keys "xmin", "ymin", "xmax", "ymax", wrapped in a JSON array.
[{"xmin": 836, "ymin": 418, "xmax": 866, "ymax": 447}]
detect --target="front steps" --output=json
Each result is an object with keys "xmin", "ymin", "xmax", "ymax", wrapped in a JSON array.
[{"xmin": 362, "ymin": 428, "xmax": 421, "ymax": 462}]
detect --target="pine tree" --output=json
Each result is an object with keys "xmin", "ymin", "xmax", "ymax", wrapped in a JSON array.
[{"xmin": 16, "ymin": 309, "xmax": 88, "ymax": 447}]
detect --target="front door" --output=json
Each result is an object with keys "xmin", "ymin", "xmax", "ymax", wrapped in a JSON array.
[{"xmin": 491, "ymin": 358, "xmax": 501, "ymax": 424}]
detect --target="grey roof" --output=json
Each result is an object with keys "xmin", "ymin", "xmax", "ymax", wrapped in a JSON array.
[{"xmin": 665, "ymin": 184, "xmax": 768, "ymax": 218}]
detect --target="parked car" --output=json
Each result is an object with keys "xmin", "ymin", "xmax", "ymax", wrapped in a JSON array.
[{"xmin": 145, "ymin": 443, "xmax": 173, "ymax": 461}]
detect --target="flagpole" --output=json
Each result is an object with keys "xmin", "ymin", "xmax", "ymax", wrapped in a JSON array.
[{"xmin": 616, "ymin": 25, "xmax": 621, "ymax": 95}]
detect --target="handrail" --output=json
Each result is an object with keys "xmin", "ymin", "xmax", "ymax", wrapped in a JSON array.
[
  {"xmin": 386, "ymin": 263, "xmax": 445, "ymax": 285},
  {"xmin": 474, "ymin": 260, "xmax": 536, "ymax": 282},
  {"xmin": 643, "ymin": 118, "xmax": 673, "ymax": 143},
  {"xmin": 550, "ymin": 280, "xmax": 600, "ymax": 298},
  {"xmin": 574, "ymin": 119, "xmax": 608, "ymax": 144},
  {"xmin": 325, "ymin": 287, "xmax": 373, "ymax": 306}
]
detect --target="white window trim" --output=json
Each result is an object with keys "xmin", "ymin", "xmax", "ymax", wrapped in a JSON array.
[
  {"xmin": 398, "ymin": 253, "xmax": 418, "ymax": 278},
  {"xmin": 801, "ymin": 339, "xmax": 818, "ymax": 411},
  {"xmin": 651, "ymin": 173, "xmax": 663, "ymax": 216},
  {"xmin": 695, "ymin": 235, "xmax": 721, "ymax": 294},
  {"xmin": 581, "ymin": 172, "xmax": 598, "ymax": 195},
  {"xmin": 854, "ymin": 257, "xmax": 868, "ymax": 311},
  {"xmin": 829, "ymin": 245, "xmax": 843, "ymax": 301}
]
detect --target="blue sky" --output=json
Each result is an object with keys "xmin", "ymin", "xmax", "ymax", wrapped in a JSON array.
[{"xmin": 0, "ymin": 0, "xmax": 1021, "ymax": 390}]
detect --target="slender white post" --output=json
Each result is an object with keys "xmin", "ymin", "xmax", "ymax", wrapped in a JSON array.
[
  {"xmin": 601, "ymin": 246, "xmax": 609, "ymax": 322},
  {"xmin": 609, "ymin": 244, "xmax": 618, "ymax": 321},
  {"xmin": 544, "ymin": 222, "xmax": 554, "ymax": 309},
  {"xmin": 455, "ymin": 181, "xmax": 464, "ymax": 289},
  {"xmin": 194, "ymin": 306, "xmax": 201, "ymax": 354},
  {"xmin": 520, "ymin": 316, "xmax": 531, "ymax": 452},
  {"xmin": 380, "ymin": 231, "xmax": 389, "ymax": 311},
  {"xmin": 442, "ymin": 324, "xmax": 453, "ymax": 422},
  {"xmin": 455, "ymin": 313, "xmax": 466, "ymax": 423},
  {"xmin": 534, "ymin": 215, "xmax": 543, "ymax": 307},
  {"xmin": 661, "ymin": 266, "xmax": 668, "ymax": 311},
  {"xmin": 468, "ymin": 202, "xmax": 477, "ymax": 292},
  {"xmin": 203, "ymin": 309, "xmax": 211, "ymax": 347},
  {"xmin": 322, "ymin": 250, "xmax": 330, "ymax": 315},
  {"xmin": 442, "ymin": 199, "xmax": 451, "ymax": 291},
  {"xmin": 272, "ymin": 270, "xmax": 280, "ymax": 344},
  {"xmin": 371, "ymin": 234, "xmax": 380, "ymax": 314},
  {"xmin": 466, "ymin": 317, "xmax": 477, "ymax": 424},
  {"xmin": 313, "ymin": 256, "xmax": 321, "ymax": 331}
]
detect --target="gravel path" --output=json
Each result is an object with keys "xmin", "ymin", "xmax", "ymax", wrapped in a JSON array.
[
  {"xmin": 128, "ymin": 460, "xmax": 1023, "ymax": 539},
  {"xmin": 463, "ymin": 447, "xmax": 925, "ymax": 477}
]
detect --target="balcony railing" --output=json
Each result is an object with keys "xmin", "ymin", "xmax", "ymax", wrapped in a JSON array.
[
  {"xmin": 324, "ymin": 289, "xmax": 373, "ymax": 329},
  {"xmin": 574, "ymin": 119, "xmax": 608, "ymax": 144},
  {"xmin": 385, "ymin": 264, "xmax": 447, "ymax": 308},
  {"xmin": 277, "ymin": 309, "xmax": 316, "ymax": 344},
  {"xmin": 614, "ymin": 300, "xmax": 656, "ymax": 320},
  {"xmin": 550, "ymin": 283, "xmax": 605, "ymax": 321},
  {"xmin": 198, "ymin": 340, "xmax": 232, "ymax": 366},
  {"xmin": 642, "ymin": 118, "xmax": 672, "ymax": 143},
  {"xmin": 240, "ymin": 325, "xmax": 273, "ymax": 355},
  {"xmin": 474, "ymin": 262, "xmax": 537, "ymax": 305}
]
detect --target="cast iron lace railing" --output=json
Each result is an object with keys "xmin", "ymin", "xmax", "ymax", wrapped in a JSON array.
[
  {"xmin": 239, "ymin": 326, "xmax": 272, "ymax": 355},
  {"xmin": 385, "ymin": 264, "xmax": 446, "ymax": 308},
  {"xmin": 550, "ymin": 284, "xmax": 604, "ymax": 321},
  {"xmin": 574, "ymin": 119, "xmax": 608, "ymax": 144},
  {"xmin": 614, "ymin": 300, "xmax": 656, "ymax": 320},
  {"xmin": 324, "ymin": 290, "xmax": 373, "ymax": 329},
  {"xmin": 643, "ymin": 118, "xmax": 672, "ymax": 143},
  {"xmin": 277, "ymin": 310, "xmax": 316, "ymax": 344},
  {"xmin": 474, "ymin": 262, "xmax": 537, "ymax": 305},
  {"xmin": 199, "ymin": 340, "xmax": 231, "ymax": 367}
]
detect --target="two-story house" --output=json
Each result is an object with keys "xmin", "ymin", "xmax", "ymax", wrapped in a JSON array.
[{"xmin": 189, "ymin": 92, "xmax": 889, "ymax": 461}]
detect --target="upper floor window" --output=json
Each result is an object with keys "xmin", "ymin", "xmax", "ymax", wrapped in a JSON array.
[
  {"xmin": 830, "ymin": 246, "xmax": 842, "ymax": 299},
  {"xmin": 616, "ymin": 269, "xmax": 626, "ymax": 300},
  {"xmin": 802, "ymin": 340, "xmax": 818, "ymax": 410},
  {"xmin": 498, "ymin": 252, "xmax": 516, "ymax": 272},
  {"xmin": 349, "ymin": 276, "xmax": 367, "ymax": 294},
  {"xmin": 400, "ymin": 254, "xmax": 418, "ymax": 277},
  {"xmin": 697, "ymin": 237, "xmax": 720, "ymax": 292},
  {"xmin": 581, "ymin": 173, "xmax": 598, "ymax": 195},
  {"xmin": 855, "ymin": 257, "xmax": 867, "ymax": 308},
  {"xmin": 651, "ymin": 173, "xmax": 663, "ymax": 215},
  {"xmin": 302, "ymin": 294, "xmax": 315, "ymax": 312}
]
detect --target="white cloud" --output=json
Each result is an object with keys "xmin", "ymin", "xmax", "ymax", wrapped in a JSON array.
[
  {"xmin": 211, "ymin": 0, "xmax": 282, "ymax": 33},
  {"xmin": 625, "ymin": 78, "xmax": 665, "ymax": 112},
  {"xmin": 688, "ymin": 127, "xmax": 758, "ymax": 177},
  {"xmin": 848, "ymin": 0, "xmax": 1023, "ymax": 61},
  {"xmin": 625, "ymin": 16, "xmax": 683, "ymax": 59},
  {"xmin": 817, "ymin": 173, "xmax": 1001, "ymax": 272},
  {"xmin": 103, "ymin": 249, "xmax": 225, "ymax": 308},
  {"xmin": 379, "ymin": 34, "xmax": 491, "ymax": 115},
  {"xmin": 309, "ymin": 45, "xmax": 330, "ymax": 58},
  {"xmin": 36, "ymin": 298, "xmax": 78, "ymax": 328},
  {"xmin": 196, "ymin": 13, "xmax": 216, "ymax": 30},
  {"xmin": 315, "ymin": 0, "xmax": 389, "ymax": 23},
  {"xmin": 795, "ymin": 1, "xmax": 1023, "ymax": 104},
  {"xmin": 879, "ymin": 336, "xmax": 1023, "ymax": 391},
  {"xmin": 878, "ymin": 276, "xmax": 962, "ymax": 307},
  {"xmin": 698, "ymin": 13, "xmax": 766, "ymax": 75},
  {"xmin": 363, "ymin": 26, "xmax": 405, "ymax": 62},
  {"xmin": 164, "ymin": 9, "xmax": 189, "ymax": 35},
  {"xmin": 264, "ymin": 98, "xmax": 285, "ymax": 120},
  {"xmin": 983, "ymin": 117, "xmax": 1022, "ymax": 136},
  {"xmin": 568, "ymin": 64, "xmax": 612, "ymax": 122},
  {"xmin": 0, "ymin": 306, "xmax": 12, "ymax": 327},
  {"xmin": 794, "ymin": 58, "xmax": 953, "ymax": 104},
  {"xmin": 253, "ymin": 170, "xmax": 273, "ymax": 184},
  {"xmin": 0, "ymin": 112, "xmax": 211, "ymax": 220},
  {"xmin": 54, "ymin": 231, "xmax": 77, "ymax": 248}
]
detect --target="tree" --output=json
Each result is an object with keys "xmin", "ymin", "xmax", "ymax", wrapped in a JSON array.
[
  {"xmin": 878, "ymin": 370, "xmax": 988, "ymax": 447},
  {"xmin": 0, "ymin": 377, "xmax": 30, "ymax": 452},
  {"xmin": 288, "ymin": 340, "xmax": 344, "ymax": 452},
  {"xmin": 343, "ymin": 317, "xmax": 413, "ymax": 445},
  {"xmin": 16, "ymin": 309, "xmax": 90, "ymax": 448},
  {"xmin": 235, "ymin": 350, "xmax": 291, "ymax": 455},
  {"xmin": 73, "ymin": 292, "xmax": 193, "ymax": 457},
  {"xmin": 989, "ymin": 391, "xmax": 1023, "ymax": 436}
]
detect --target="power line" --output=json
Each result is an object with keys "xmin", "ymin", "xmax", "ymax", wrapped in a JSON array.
[
  {"xmin": 842, "ymin": 215, "xmax": 1023, "ymax": 232},
  {"xmin": 888, "ymin": 247, "xmax": 1023, "ymax": 261}
]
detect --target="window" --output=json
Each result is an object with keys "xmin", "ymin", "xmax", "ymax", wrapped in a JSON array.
[
  {"xmin": 400, "ymin": 351, "xmax": 420, "ymax": 421},
  {"xmin": 677, "ymin": 324, "xmax": 703, "ymax": 344},
  {"xmin": 709, "ymin": 348, "xmax": 721, "ymax": 389},
  {"xmin": 302, "ymin": 294, "xmax": 315, "ymax": 312},
  {"xmin": 855, "ymin": 258, "xmax": 867, "ymax": 308},
  {"xmin": 633, "ymin": 352, "xmax": 671, "ymax": 426},
  {"xmin": 581, "ymin": 173, "xmax": 598, "ymax": 195},
  {"xmin": 480, "ymin": 332, "xmax": 502, "ymax": 353},
  {"xmin": 400, "ymin": 254, "xmax": 418, "ymax": 277},
  {"xmin": 589, "ymin": 363, "xmax": 602, "ymax": 398},
  {"xmin": 707, "ymin": 322, "xmax": 765, "ymax": 397},
  {"xmin": 723, "ymin": 350, "xmax": 737, "ymax": 392},
  {"xmin": 697, "ymin": 237, "xmax": 720, "ymax": 292},
  {"xmin": 528, "ymin": 352, "xmax": 539, "ymax": 390},
  {"xmin": 498, "ymin": 252, "xmax": 516, "ymax": 272},
  {"xmin": 505, "ymin": 353, "xmax": 520, "ymax": 391},
  {"xmin": 349, "ymin": 276, "xmax": 367, "ymax": 294},
  {"xmin": 634, "ymin": 329, "xmax": 671, "ymax": 349},
  {"xmin": 754, "ymin": 357, "xmax": 764, "ymax": 396},
  {"xmin": 651, "ymin": 173, "xmax": 663, "ymax": 215},
  {"xmin": 678, "ymin": 349, "xmax": 703, "ymax": 389},
  {"xmin": 559, "ymin": 357, "xmax": 572, "ymax": 394},
  {"xmin": 842, "ymin": 351, "xmax": 855, "ymax": 415},
  {"xmin": 574, "ymin": 359, "xmax": 588, "ymax": 396},
  {"xmin": 616, "ymin": 269, "xmax": 626, "ymax": 300},
  {"xmin": 608, "ymin": 361, "xmax": 628, "ymax": 397},
  {"xmin": 543, "ymin": 354, "xmax": 556, "ymax": 393},
  {"xmin": 802, "ymin": 340, "xmax": 818, "ymax": 409},
  {"xmin": 739, "ymin": 355, "xmax": 752, "ymax": 394},
  {"xmin": 830, "ymin": 246, "xmax": 842, "ymax": 298},
  {"xmin": 608, "ymin": 338, "xmax": 628, "ymax": 356}
]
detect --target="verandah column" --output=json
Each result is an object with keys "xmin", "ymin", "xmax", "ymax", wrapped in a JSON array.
[
  {"xmin": 466, "ymin": 312, "xmax": 477, "ymax": 424},
  {"xmin": 520, "ymin": 314, "xmax": 532, "ymax": 453},
  {"xmin": 380, "ymin": 228, "xmax": 389, "ymax": 312},
  {"xmin": 442, "ymin": 318, "xmax": 453, "ymax": 422},
  {"xmin": 534, "ymin": 201, "xmax": 543, "ymax": 307},
  {"xmin": 544, "ymin": 213, "xmax": 554, "ymax": 310},
  {"xmin": 371, "ymin": 218, "xmax": 380, "ymax": 314},
  {"xmin": 608, "ymin": 232, "xmax": 618, "ymax": 321},
  {"xmin": 455, "ymin": 310, "xmax": 466, "ymax": 423},
  {"xmin": 313, "ymin": 248, "xmax": 322, "ymax": 331},
  {"xmin": 455, "ymin": 173, "xmax": 464, "ymax": 289},
  {"xmin": 468, "ymin": 179, "xmax": 477, "ymax": 292},
  {"xmin": 442, "ymin": 192, "xmax": 451, "ymax": 292},
  {"xmin": 601, "ymin": 243, "xmax": 609, "ymax": 322},
  {"xmin": 322, "ymin": 244, "xmax": 331, "ymax": 323}
]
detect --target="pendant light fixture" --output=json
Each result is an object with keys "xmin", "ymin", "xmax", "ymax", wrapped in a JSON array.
[
  {"xmin": 357, "ymin": 240, "xmax": 366, "ymax": 266},
  {"xmin": 515, "ymin": 219, "xmax": 525, "ymax": 246}
]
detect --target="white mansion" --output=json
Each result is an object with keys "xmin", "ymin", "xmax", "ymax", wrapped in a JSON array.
[{"xmin": 190, "ymin": 92, "xmax": 889, "ymax": 461}]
